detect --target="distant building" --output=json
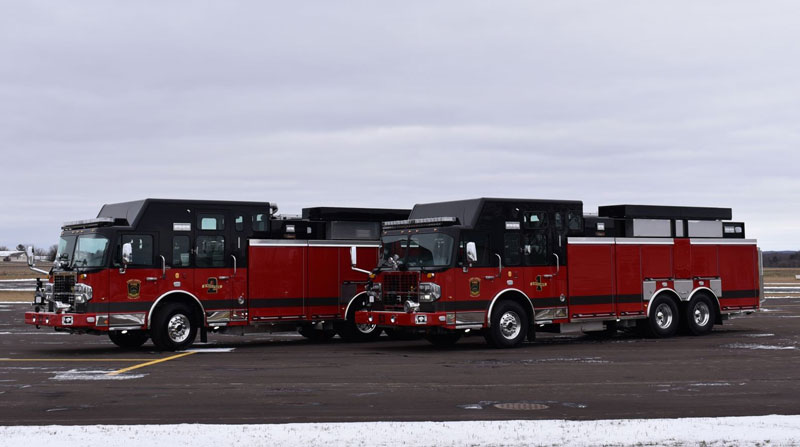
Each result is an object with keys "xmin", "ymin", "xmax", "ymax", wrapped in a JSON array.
[{"xmin": 0, "ymin": 251, "xmax": 25, "ymax": 262}]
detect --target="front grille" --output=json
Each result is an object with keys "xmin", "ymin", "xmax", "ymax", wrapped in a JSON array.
[
  {"xmin": 383, "ymin": 271, "xmax": 420, "ymax": 310},
  {"xmin": 53, "ymin": 273, "xmax": 76, "ymax": 306}
]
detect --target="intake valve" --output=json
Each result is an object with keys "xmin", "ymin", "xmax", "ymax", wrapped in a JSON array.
[{"xmin": 404, "ymin": 300, "xmax": 420, "ymax": 313}]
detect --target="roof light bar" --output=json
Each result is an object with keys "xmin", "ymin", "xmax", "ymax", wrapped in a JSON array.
[
  {"xmin": 383, "ymin": 216, "xmax": 459, "ymax": 229},
  {"xmin": 61, "ymin": 217, "xmax": 124, "ymax": 230}
]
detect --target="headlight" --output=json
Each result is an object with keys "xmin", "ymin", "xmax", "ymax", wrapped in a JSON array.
[
  {"xmin": 74, "ymin": 283, "xmax": 93, "ymax": 304},
  {"xmin": 367, "ymin": 282, "xmax": 382, "ymax": 300},
  {"xmin": 419, "ymin": 282, "xmax": 441, "ymax": 302}
]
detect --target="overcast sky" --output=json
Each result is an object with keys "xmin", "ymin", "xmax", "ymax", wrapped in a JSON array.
[{"xmin": 1, "ymin": 1, "xmax": 798, "ymax": 251}]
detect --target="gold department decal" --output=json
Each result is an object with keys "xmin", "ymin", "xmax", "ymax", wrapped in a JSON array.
[
  {"xmin": 469, "ymin": 277, "xmax": 481, "ymax": 297},
  {"xmin": 530, "ymin": 275, "xmax": 548, "ymax": 291},
  {"xmin": 202, "ymin": 277, "xmax": 222, "ymax": 294},
  {"xmin": 127, "ymin": 279, "xmax": 141, "ymax": 299}
]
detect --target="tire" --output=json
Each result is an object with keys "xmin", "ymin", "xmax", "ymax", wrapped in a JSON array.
[
  {"xmin": 486, "ymin": 301, "xmax": 529, "ymax": 348},
  {"xmin": 298, "ymin": 326, "xmax": 337, "ymax": 342},
  {"xmin": 424, "ymin": 332, "xmax": 462, "ymax": 347},
  {"xmin": 150, "ymin": 303, "xmax": 198, "ymax": 351},
  {"xmin": 685, "ymin": 295, "xmax": 715, "ymax": 336},
  {"xmin": 336, "ymin": 300, "xmax": 383, "ymax": 342},
  {"xmin": 108, "ymin": 330, "xmax": 148, "ymax": 349},
  {"xmin": 646, "ymin": 295, "xmax": 679, "ymax": 338}
]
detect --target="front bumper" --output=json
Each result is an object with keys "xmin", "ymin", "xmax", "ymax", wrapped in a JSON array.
[
  {"xmin": 25, "ymin": 311, "xmax": 107, "ymax": 331},
  {"xmin": 355, "ymin": 309, "xmax": 452, "ymax": 328}
]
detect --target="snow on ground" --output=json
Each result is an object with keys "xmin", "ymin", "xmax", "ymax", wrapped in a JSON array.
[{"xmin": 2, "ymin": 416, "xmax": 800, "ymax": 447}]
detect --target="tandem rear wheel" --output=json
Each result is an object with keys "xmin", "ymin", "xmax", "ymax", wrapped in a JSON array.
[{"xmin": 642, "ymin": 295, "xmax": 680, "ymax": 338}]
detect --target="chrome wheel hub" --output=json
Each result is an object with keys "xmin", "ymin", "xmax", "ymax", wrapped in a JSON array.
[
  {"xmin": 499, "ymin": 311, "xmax": 521, "ymax": 339},
  {"xmin": 693, "ymin": 302, "xmax": 711, "ymax": 327},
  {"xmin": 167, "ymin": 313, "xmax": 191, "ymax": 343},
  {"xmin": 356, "ymin": 323, "xmax": 377, "ymax": 334},
  {"xmin": 654, "ymin": 303, "xmax": 673, "ymax": 329}
]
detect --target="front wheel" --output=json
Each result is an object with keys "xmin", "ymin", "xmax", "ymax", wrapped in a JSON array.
[
  {"xmin": 108, "ymin": 330, "xmax": 148, "ymax": 349},
  {"xmin": 150, "ymin": 303, "xmax": 198, "ymax": 351},
  {"xmin": 646, "ymin": 296, "xmax": 679, "ymax": 338},
  {"xmin": 485, "ymin": 301, "xmax": 529, "ymax": 348},
  {"xmin": 685, "ymin": 295, "xmax": 715, "ymax": 336}
]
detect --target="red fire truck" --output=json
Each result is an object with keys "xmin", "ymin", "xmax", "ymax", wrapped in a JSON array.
[
  {"xmin": 22, "ymin": 199, "xmax": 408, "ymax": 350},
  {"xmin": 354, "ymin": 198, "xmax": 763, "ymax": 347}
]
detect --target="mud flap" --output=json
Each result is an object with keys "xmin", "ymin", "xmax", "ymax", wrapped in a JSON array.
[{"xmin": 527, "ymin": 324, "xmax": 536, "ymax": 342}]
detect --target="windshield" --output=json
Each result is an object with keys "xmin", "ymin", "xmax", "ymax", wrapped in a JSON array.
[
  {"xmin": 56, "ymin": 235, "xmax": 77, "ymax": 266},
  {"xmin": 57, "ymin": 234, "xmax": 110, "ymax": 268},
  {"xmin": 381, "ymin": 233, "xmax": 454, "ymax": 268}
]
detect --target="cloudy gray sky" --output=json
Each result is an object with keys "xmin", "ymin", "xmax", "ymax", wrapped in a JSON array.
[{"xmin": 1, "ymin": 1, "xmax": 798, "ymax": 251}]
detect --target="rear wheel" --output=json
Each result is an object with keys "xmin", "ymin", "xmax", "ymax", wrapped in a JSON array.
[
  {"xmin": 646, "ymin": 296, "xmax": 679, "ymax": 338},
  {"xmin": 150, "ymin": 303, "xmax": 198, "ymax": 351},
  {"xmin": 685, "ymin": 295, "xmax": 715, "ymax": 336},
  {"xmin": 486, "ymin": 301, "xmax": 529, "ymax": 348},
  {"xmin": 108, "ymin": 330, "xmax": 148, "ymax": 349}
]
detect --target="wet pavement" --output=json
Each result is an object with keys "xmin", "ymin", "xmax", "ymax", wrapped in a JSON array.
[{"xmin": 0, "ymin": 298, "xmax": 799, "ymax": 425}]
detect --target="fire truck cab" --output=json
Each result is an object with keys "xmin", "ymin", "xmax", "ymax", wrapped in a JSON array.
[
  {"xmin": 24, "ymin": 199, "xmax": 408, "ymax": 350},
  {"xmin": 354, "ymin": 198, "xmax": 762, "ymax": 348}
]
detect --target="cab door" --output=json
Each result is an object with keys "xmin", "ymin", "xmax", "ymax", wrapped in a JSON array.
[
  {"xmin": 193, "ymin": 212, "xmax": 235, "ymax": 324},
  {"xmin": 111, "ymin": 233, "xmax": 159, "ymax": 327},
  {"xmin": 521, "ymin": 211, "xmax": 567, "ymax": 320}
]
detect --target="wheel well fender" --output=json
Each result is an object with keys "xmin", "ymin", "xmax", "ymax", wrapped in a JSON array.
[
  {"xmin": 147, "ymin": 290, "xmax": 206, "ymax": 328},
  {"xmin": 344, "ymin": 291, "xmax": 370, "ymax": 321},
  {"xmin": 487, "ymin": 288, "xmax": 534, "ymax": 327},
  {"xmin": 646, "ymin": 289, "xmax": 681, "ymax": 319}
]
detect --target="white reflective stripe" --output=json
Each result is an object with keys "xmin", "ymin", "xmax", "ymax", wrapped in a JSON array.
[
  {"xmin": 615, "ymin": 238, "xmax": 674, "ymax": 245},
  {"xmin": 690, "ymin": 238, "xmax": 757, "ymax": 245},
  {"xmin": 567, "ymin": 237, "xmax": 615, "ymax": 245}
]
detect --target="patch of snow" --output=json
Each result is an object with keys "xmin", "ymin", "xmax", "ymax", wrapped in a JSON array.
[
  {"xmin": 50, "ymin": 369, "xmax": 146, "ymax": 381},
  {"xmin": 723, "ymin": 343, "xmax": 795, "ymax": 350},
  {"xmin": 2, "ymin": 416, "xmax": 800, "ymax": 446},
  {"xmin": 182, "ymin": 348, "xmax": 236, "ymax": 353},
  {"xmin": 742, "ymin": 333, "xmax": 774, "ymax": 338}
]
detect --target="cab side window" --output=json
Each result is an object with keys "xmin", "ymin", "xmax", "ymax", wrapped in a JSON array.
[
  {"xmin": 198, "ymin": 214, "xmax": 224, "ymax": 231},
  {"xmin": 503, "ymin": 233, "xmax": 521, "ymax": 266},
  {"xmin": 196, "ymin": 235, "xmax": 225, "ymax": 268},
  {"xmin": 172, "ymin": 236, "xmax": 190, "ymax": 267},
  {"xmin": 121, "ymin": 235, "xmax": 153, "ymax": 266}
]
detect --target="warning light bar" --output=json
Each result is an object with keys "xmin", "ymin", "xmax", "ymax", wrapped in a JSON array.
[{"xmin": 383, "ymin": 217, "xmax": 460, "ymax": 229}]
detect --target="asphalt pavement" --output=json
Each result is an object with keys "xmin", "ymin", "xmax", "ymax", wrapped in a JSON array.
[{"xmin": 1, "ymin": 298, "xmax": 799, "ymax": 425}]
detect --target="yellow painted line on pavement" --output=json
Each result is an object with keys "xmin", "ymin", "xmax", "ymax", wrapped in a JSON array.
[{"xmin": 107, "ymin": 351, "xmax": 197, "ymax": 376}]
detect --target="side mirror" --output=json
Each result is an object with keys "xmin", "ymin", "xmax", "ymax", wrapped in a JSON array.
[
  {"xmin": 349, "ymin": 245, "xmax": 371, "ymax": 276},
  {"xmin": 122, "ymin": 242, "xmax": 133, "ymax": 266},
  {"xmin": 466, "ymin": 242, "xmax": 477, "ymax": 263},
  {"xmin": 25, "ymin": 246, "xmax": 35, "ymax": 267}
]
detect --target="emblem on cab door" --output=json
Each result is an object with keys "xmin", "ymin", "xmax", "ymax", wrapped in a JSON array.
[
  {"xmin": 127, "ymin": 280, "xmax": 141, "ymax": 299},
  {"xmin": 469, "ymin": 277, "xmax": 481, "ymax": 297},
  {"xmin": 202, "ymin": 277, "xmax": 222, "ymax": 294}
]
